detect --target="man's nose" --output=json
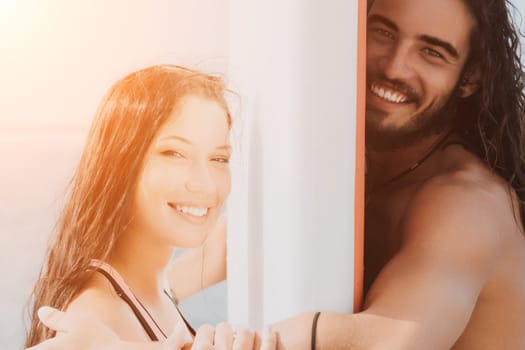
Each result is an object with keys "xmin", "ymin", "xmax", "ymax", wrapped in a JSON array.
[
  {"xmin": 381, "ymin": 44, "xmax": 414, "ymax": 81},
  {"xmin": 185, "ymin": 161, "xmax": 216, "ymax": 194}
]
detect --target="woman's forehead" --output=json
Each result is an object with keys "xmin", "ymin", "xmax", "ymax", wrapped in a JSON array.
[{"xmin": 155, "ymin": 95, "xmax": 230, "ymax": 146}]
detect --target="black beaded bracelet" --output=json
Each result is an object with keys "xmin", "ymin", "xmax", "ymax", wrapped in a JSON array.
[{"xmin": 311, "ymin": 312, "xmax": 321, "ymax": 350}]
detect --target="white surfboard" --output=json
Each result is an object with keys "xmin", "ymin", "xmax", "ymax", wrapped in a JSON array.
[{"xmin": 227, "ymin": 0, "xmax": 366, "ymax": 327}]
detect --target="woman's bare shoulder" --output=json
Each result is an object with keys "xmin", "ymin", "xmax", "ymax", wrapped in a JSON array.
[{"xmin": 66, "ymin": 272, "xmax": 149, "ymax": 342}]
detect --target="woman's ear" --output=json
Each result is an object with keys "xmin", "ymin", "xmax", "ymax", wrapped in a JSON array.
[{"xmin": 459, "ymin": 65, "xmax": 481, "ymax": 98}]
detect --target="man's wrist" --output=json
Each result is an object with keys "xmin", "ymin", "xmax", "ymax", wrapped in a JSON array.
[{"xmin": 311, "ymin": 312, "xmax": 321, "ymax": 350}]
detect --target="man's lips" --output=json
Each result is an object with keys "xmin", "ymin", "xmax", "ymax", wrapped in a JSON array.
[{"xmin": 369, "ymin": 81, "xmax": 418, "ymax": 105}]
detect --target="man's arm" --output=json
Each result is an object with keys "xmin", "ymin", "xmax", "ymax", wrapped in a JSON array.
[
  {"xmin": 27, "ymin": 307, "xmax": 277, "ymax": 350},
  {"xmin": 167, "ymin": 216, "xmax": 227, "ymax": 302},
  {"xmin": 25, "ymin": 307, "xmax": 175, "ymax": 350},
  {"xmin": 272, "ymin": 175, "xmax": 506, "ymax": 349}
]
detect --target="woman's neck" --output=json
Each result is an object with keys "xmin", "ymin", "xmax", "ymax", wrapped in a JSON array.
[{"xmin": 107, "ymin": 228, "xmax": 174, "ymax": 303}]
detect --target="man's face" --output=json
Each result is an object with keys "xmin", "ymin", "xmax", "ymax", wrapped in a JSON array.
[{"xmin": 366, "ymin": 0, "xmax": 476, "ymax": 150}]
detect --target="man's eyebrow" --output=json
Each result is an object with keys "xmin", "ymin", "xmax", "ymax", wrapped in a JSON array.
[
  {"xmin": 367, "ymin": 14, "xmax": 398, "ymax": 32},
  {"xmin": 419, "ymin": 35, "xmax": 459, "ymax": 59},
  {"xmin": 368, "ymin": 14, "xmax": 460, "ymax": 60}
]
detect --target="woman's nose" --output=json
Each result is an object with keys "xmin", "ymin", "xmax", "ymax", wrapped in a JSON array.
[{"xmin": 185, "ymin": 162, "xmax": 215, "ymax": 193}]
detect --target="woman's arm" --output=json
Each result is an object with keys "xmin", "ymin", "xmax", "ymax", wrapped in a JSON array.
[{"xmin": 166, "ymin": 216, "xmax": 227, "ymax": 302}]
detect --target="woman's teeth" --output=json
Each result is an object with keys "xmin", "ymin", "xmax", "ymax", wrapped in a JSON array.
[
  {"xmin": 175, "ymin": 205, "xmax": 208, "ymax": 217},
  {"xmin": 371, "ymin": 83, "xmax": 408, "ymax": 103}
]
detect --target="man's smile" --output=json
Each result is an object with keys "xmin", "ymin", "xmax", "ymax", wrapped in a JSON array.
[{"xmin": 370, "ymin": 82, "xmax": 409, "ymax": 104}]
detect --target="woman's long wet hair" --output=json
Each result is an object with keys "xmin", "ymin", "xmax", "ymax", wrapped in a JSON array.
[
  {"xmin": 455, "ymin": 0, "xmax": 525, "ymax": 225},
  {"xmin": 25, "ymin": 65, "xmax": 231, "ymax": 347}
]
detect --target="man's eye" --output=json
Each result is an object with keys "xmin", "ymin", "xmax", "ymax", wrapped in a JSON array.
[
  {"xmin": 422, "ymin": 47, "xmax": 444, "ymax": 59},
  {"xmin": 370, "ymin": 27, "xmax": 394, "ymax": 40}
]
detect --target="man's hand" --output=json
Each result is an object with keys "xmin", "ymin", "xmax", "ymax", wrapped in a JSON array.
[
  {"xmin": 25, "ymin": 306, "xmax": 277, "ymax": 350},
  {"xmin": 181, "ymin": 323, "xmax": 277, "ymax": 350},
  {"xmin": 25, "ymin": 306, "xmax": 121, "ymax": 350},
  {"xmin": 24, "ymin": 306, "xmax": 195, "ymax": 350}
]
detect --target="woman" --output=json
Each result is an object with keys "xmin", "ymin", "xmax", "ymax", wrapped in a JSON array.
[{"xmin": 25, "ymin": 65, "xmax": 275, "ymax": 349}]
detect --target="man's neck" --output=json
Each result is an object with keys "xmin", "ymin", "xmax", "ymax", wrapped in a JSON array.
[{"xmin": 366, "ymin": 131, "xmax": 451, "ymax": 188}]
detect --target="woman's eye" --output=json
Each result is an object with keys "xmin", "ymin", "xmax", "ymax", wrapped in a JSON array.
[
  {"xmin": 212, "ymin": 157, "xmax": 230, "ymax": 164},
  {"xmin": 161, "ymin": 150, "xmax": 184, "ymax": 158}
]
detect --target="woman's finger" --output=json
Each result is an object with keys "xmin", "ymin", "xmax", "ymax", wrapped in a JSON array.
[
  {"xmin": 232, "ymin": 327, "xmax": 254, "ymax": 350},
  {"xmin": 213, "ymin": 322, "xmax": 234, "ymax": 350},
  {"xmin": 192, "ymin": 324, "xmax": 215, "ymax": 350}
]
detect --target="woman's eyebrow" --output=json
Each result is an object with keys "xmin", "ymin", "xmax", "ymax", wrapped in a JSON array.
[
  {"xmin": 159, "ymin": 135, "xmax": 231, "ymax": 152},
  {"xmin": 159, "ymin": 135, "xmax": 192, "ymax": 144}
]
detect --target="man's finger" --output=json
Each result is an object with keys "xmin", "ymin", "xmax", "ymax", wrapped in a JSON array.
[
  {"xmin": 232, "ymin": 327, "xmax": 254, "ymax": 350},
  {"xmin": 37, "ymin": 307, "xmax": 69, "ymax": 333},
  {"xmin": 214, "ymin": 322, "xmax": 234, "ymax": 349},
  {"xmin": 192, "ymin": 324, "xmax": 215, "ymax": 350},
  {"xmin": 166, "ymin": 321, "xmax": 194, "ymax": 350},
  {"xmin": 259, "ymin": 326, "xmax": 277, "ymax": 350}
]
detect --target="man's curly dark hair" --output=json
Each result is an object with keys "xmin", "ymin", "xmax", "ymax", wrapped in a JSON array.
[{"xmin": 456, "ymin": 0, "xmax": 525, "ymax": 225}]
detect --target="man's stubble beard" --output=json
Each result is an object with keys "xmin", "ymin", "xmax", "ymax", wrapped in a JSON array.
[{"xmin": 365, "ymin": 86, "xmax": 461, "ymax": 152}]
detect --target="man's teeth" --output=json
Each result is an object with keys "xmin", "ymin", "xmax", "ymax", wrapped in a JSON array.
[
  {"xmin": 371, "ymin": 84, "xmax": 408, "ymax": 103},
  {"xmin": 175, "ymin": 205, "xmax": 208, "ymax": 217}
]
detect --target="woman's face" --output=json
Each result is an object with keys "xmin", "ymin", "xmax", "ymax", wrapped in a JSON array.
[{"xmin": 132, "ymin": 95, "xmax": 231, "ymax": 248}]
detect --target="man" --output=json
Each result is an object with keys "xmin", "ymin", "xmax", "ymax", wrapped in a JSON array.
[
  {"xmin": 307, "ymin": 0, "xmax": 525, "ymax": 348},
  {"xmin": 28, "ymin": 0, "xmax": 525, "ymax": 348}
]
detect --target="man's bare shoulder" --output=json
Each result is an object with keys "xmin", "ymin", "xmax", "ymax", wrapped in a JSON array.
[
  {"xmin": 66, "ymin": 272, "xmax": 148, "ymax": 341},
  {"xmin": 395, "ymin": 148, "xmax": 525, "ymax": 283},
  {"xmin": 411, "ymin": 150, "xmax": 520, "ymax": 237},
  {"xmin": 399, "ymin": 155, "xmax": 517, "ymax": 264}
]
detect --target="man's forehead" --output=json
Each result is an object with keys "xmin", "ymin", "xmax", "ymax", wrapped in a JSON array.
[{"xmin": 368, "ymin": 0, "xmax": 476, "ymax": 55}]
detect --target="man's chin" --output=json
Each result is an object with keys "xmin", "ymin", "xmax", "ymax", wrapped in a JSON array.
[
  {"xmin": 365, "ymin": 111, "xmax": 415, "ymax": 151},
  {"xmin": 365, "ymin": 129, "xmax": 411, "ymax": 152}
]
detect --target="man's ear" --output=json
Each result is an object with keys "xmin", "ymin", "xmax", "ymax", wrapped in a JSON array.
[{"xmin": 459, "ymin": 65, "xmax": 481, "ymax": 98}]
